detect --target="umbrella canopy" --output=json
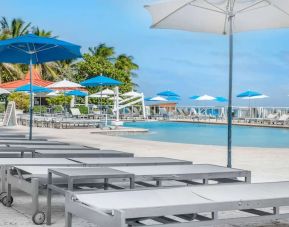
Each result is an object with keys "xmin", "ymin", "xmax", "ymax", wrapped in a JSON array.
[
  {"xmin": 190, "ymin": 95, "xmax": 216, "ymax": 101},
  {"xmin": 157, "ymin": 90, "xmax": 180, "ymax": 97},
  {"xmin": 15, "ymin": 84, "xmax": 52, "ymax": 93},
  {"xmin": 215, "ymin": 96, "xmax": 228, "ymax": 102},
  {"xmin": 0, "ymin": 88, "xmax": 10, "ymax": 95},
  {"xmin": 47, "ymin": 79, "xmax": 83, "ymax": 90},
  {"xmin": 0, "ymin": 34, "xmax": 81, "ymax": 64},
  {"xmin": 46, "ymin": 91, "xmax": 60, "ymax": 97},
  {"xmin": 81, "ymin": 75, "xmax": 122, "ymax": 87},
  {"xmin": 237, "ymin": 90, "xmax": 262, "ymax": 98},
  {"xmin": 167, "ymin": 96, "xmax": 180, "ymax": 101},
  {"xmin": 145, "ymin": 0, "xmax": 289, "ymax": 168},
  {"xmin": 148, "ymin": 96, "xmax": 168, "ymax": 101},
  {"xmin": 122, "ymin": 90, "xmax": 142, "ymax": 97},
  {"xmin": 65, "ymin": 90, "xmax": 87, "ymax": 97},
  {"xmin": 241, "ymin": 94, "xmax": 269, "ymax": 100},
  {"xmin": 0, "ymin": 34, "xmax": 81, "ymax": 140},
  {"xmin": 96, "ymin": 88, "xmax": 115, "ymax": 96}
]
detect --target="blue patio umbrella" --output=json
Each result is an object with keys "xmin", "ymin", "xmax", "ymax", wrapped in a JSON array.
[
  {"xmin": 215, "ymin": 97, "xmax": 228, "ymax": 103},
  {"xmin": 15, "ymin": 84, "xmax": 52, "ymax": 93},
  {"xmin": 157, "ymin": 90, "xmax": 180, "ymax": 97},
  {"xmin": 81, "ymin": 75, "xmax": 122, "ymax": 120},
  {"xmin": 81, "ymin": 75, "xmax": 122, "ymax": 87},
  {"xmin": 167, "ymin": 96, "xmax": 180, "ymax": 101},
  {"xmin": 65, "ymin": 90, "xmax": 87, "ymax": 97},
  {"xmin": 0, "ymin": 34, "xmax": 81, "ymax": 140},
  {"xmin": 237, "ymin": 90, "xmax": 262, "ymax": 98}
]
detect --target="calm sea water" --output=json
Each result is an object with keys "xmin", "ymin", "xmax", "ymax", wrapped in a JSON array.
[{"xmin": 123, "ymin": 121, "xmax": 289, "ymax": 148}]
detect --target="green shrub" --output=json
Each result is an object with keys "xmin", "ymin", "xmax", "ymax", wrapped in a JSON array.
[
  {"xmin": 76, "ymin": 105, "xmax": 88, "ymax": 114},
  {"xmin": 0, "ymin": 103, "xmax": 5, "ymax": 113},
  {"xmin": 8, "ymin": 92, "xmax": 29, "ymax": 112},
  {"xmin": 53, "ymin": 105, "xmax": 63, "ymax": 113},
  {"xmin": 33, "ymin": 105, "xmax": 47, "ymax": 113},
  {"xmin": 46, "ymin": 95, "xmax": 72, "ymax": 106}
]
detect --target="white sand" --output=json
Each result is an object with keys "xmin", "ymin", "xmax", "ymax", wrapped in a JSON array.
[{"xmin": 1, "ymin": 125, "xmax": 289, "ymax": 226}]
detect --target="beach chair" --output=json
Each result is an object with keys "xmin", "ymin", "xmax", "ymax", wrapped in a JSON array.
[
  {"xmin": 70, "ymin": 108, "xmax": 85, "ymax": 118},
  {"xmin": 65, "ymin": 181, "xmax": 289, "ymax": 227},
  {"xmin": 273, "ymin": 114, "xmax": 289, "ymax": 125},
  {"xmin": 262, "ymin": 113, "xmax": 278, "ymax": 125}
]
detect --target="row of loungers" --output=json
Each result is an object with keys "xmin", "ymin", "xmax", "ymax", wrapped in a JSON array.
[{"xmin": 0, "ymin": 131, "xmax": 288, "ymax": 227}]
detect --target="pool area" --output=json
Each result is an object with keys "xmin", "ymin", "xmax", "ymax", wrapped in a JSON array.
[{"xmin": 123, "ymin": 121, "xmax": 289, "ymax": 148}]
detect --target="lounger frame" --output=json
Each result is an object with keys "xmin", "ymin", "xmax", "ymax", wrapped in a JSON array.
[{"xmin": 65, "ymin": 190, "xmax": 289, "ymax": 227}]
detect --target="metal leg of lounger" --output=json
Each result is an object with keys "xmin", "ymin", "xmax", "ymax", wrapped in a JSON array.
[
  {"xmin": 47, "ymin": 172, "xmax": 52, "ymax": 225},
  {"xmin": 156, "ymin": 180, "xmax": 162, "ymax": 187},
  {"xmin": 32, "ymin": 178, "xmax": 39, "ymax": 214},
  {"xmin": 212, "ymin": 211, "xmax": 218, "ymax": 220},
  {"xmin": 65, "ymin": 211, "xmax": 72, "ymax": 227},
  {"xmin": 274, "ymin": 207, "xmax": 280, "ymax": 215},
  {"xmin": 1, "ymin": 166, "xmax": 6, "ymax": 192},
  {"xmin": 104, "ymin": 178, "xmax": 108, "ymax": 190},
  {"xmin": 245, "ymin": 174, "xmax": 252, "ymax": 183},
  {"xmin": 203, "ymin": 179, "xmax": 208, "ymax": 184},
  {"xmin": 130, "ymin": 177, "xmax": 135, "ymax": 189}
]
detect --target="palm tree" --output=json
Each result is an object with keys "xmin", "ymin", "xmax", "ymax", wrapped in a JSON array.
[
  {"xmin": 0, "ymin": 17, "xmax": 30, "ymax": 39},
  {"xmin": 0, "ymin": 17, "xmax": 31, "ymax": 82},
  {"xmin": 115, "ymin": 54, "xmax": 139, "ymax": 72},
  {"xmin": 32, "ymin": 26, "xmax": 52, "ymax": 37},
  {"xmin": 89, "ymin": 44, "xmax": 115, "ymax": 60}
]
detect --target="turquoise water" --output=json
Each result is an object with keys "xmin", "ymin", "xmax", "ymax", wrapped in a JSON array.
[{"xmin": 123, "ymin": 121, "xmax": 289, "ymax": 148}]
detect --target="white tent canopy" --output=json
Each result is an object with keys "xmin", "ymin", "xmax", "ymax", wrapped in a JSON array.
[
  {"xmin": 96, "ymin": 88, "xmax": 115, "ymax": 96},
  {"xmin": 149, "ymin": 96, "xmax": 168, "ymax": 101},
  {"xmin": 122, "ymin": 90, "xmax": 142, "ymax": 97},
  {"xmin": 47, "ymin": 79, "xmax": 83, "ymax": 89},
  {"xmin": 194, "ymin": 95, "xmax": 216, "ymax": 101},
  {"xmin": 0, "ymin": 88, "xmax": 10, "ymax": 95}
]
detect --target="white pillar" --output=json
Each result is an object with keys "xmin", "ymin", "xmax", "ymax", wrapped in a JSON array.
[
  {"xmin": 115, "ymin": 87, "xmax": 120, "ymax": 121},
  {"xmin": 70, "ymin": 96, "xmax": 75, "ymax": 108},
  {"xmin": 141, "ymin": 93, "xmax": 146, "ymax": 118},
  {"xmin": 85, "ymin": 96, "xmax": 88, "ymax": 107}
]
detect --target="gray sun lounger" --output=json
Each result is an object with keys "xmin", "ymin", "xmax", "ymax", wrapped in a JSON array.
[
  {"xmin": 46, "ymin": 164, "xmax": 250, "ymax": 225},
  {"xmin": 0, "ymin": 147, "xmax": 35, "ymax": 158},
  {"xmin": 0, "ymin": 140, "xmax": 68, "ymax": 145},
  {"xmin": 70, "ymin": 157, "xmax": 192, "ymax": 166},
  {"xmin": 6, "ymin": 144, "xmax": 93, "ymax": 150},
  {"xmin": 3, "ymin": 161, "xmax": 82, "ymax": 224},
  {"xmin": 34, "ymin": 149, "xmax": 133, "ymax": 158},
  {"xmin": 65, "ymin": 181, "xmax": 289, "ymax": 227}
]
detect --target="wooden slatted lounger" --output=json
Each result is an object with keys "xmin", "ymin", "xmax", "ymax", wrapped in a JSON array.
[{"xmin": 65, "ymin": 182, "xmax": 289, "ymax": 227}]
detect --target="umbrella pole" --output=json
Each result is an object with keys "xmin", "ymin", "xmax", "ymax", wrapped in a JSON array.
[
  {"xmin": 29, "ymin": 58, "xmax": 33, "ymax": 140},
  {"xmin": 227, "ymin": 14, "xmax": 234, "ymax": 168}
]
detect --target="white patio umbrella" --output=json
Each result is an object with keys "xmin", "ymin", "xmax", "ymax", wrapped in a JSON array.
[
  {"xmin": 0, "ymin": 88, "xmax": 10, "ymax": 95},
  {"xmin": 193, "ymin": 95, "xmax": 216, "ymax": 101},
  {"xmin": 47, "ymin": 79, "xmax": 83, "ymax": 90},
  {"xmin": 122, "ymin": 90, "xmax": 142, "ymax": 97},
  {"xmin": 149, "ymin": 96, "xmax": 168, "ymax": 101},
  {"xmin": 145, "ymin": 0, "xmax": 289, "ymax": 167},
  {"xmin": 95, "ymin": 88, "xmax": 115, "ymax": 96}
]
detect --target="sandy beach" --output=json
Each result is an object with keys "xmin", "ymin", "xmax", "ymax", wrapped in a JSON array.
[{"xmin": 1, "ymin": 125, "xmax": 289, "ymax": 226}]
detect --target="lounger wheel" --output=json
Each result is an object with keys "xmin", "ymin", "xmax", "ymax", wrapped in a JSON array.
[
  {"xmin": 32, "ymin": 211, "xmax": 45, "ymax": 225},
  {"xmin": 1, "ymin": 195, "xmax": 13, "ymax": 207}
]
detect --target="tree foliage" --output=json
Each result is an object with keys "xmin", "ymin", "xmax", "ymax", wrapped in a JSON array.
[{"xmin": 8, "ymin": 92, "xmax": 29, "ymax": 111}]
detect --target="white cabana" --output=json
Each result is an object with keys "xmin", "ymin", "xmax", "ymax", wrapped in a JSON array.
[{"xmin": 89, "ymin": 94, "xmax": 109, "ymax": 98}]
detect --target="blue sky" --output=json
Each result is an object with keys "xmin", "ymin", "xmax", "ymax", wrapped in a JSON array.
[{"xmin": 2, "ymin": 0, "xmax": 289, "ymax": 106}]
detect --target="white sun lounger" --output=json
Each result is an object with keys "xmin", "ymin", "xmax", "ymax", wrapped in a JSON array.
[
  {"xmin": 34, "ymin": 149, "xmax": 133, "ymax": 158},
  {"xmin": 70, "ymin": 157, "xmax": 192, "ymax": 166},
  {"xmin": 0, "ymin": 147, "xmax": 36, "ymax": 158},
  {"xmin": 65, "ymin": 181, "xmax": 289, "ymax": 227}
]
